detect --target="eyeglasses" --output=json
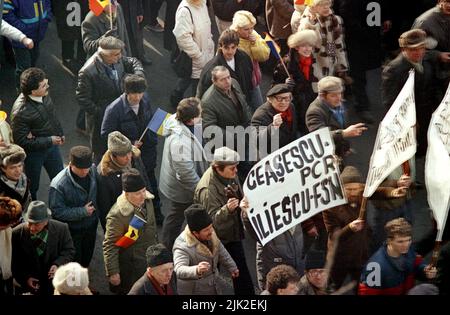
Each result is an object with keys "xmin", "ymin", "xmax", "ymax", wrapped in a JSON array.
[
  {"xmin": 308, "ymin": 269, "xmax": 327, "ymax": 277},
  {"xmin": 274, "ymin": 95, "xmax": 292, "ymax": 102}
]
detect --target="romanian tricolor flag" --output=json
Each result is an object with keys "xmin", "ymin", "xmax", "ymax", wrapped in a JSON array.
[
  {"xmin": 295, "ymin": 0, "xmax": 314, "ymax": 6},
  {"xmin": 147, "ymin": 108, "xmax": 171, "ymax": 136},
  {"xmin": 115, "ymin": 214, "xmax": 147, "ymax": 248},
  {"xmin": 264, "ymin": 33, "xmax": 282, "ymax": 60},
  {"xmin": 89, "ymin": 0, "xmax": 110, "ymax": 16}
]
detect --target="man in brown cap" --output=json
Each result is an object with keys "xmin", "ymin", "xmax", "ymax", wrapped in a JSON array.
[
  {"xmin": 382, "ymin": 28, "xmax": 450, "ymax": 156},
  {"xmin": 322, "ymin": 166, "xmax": 408, "ymax": 290}
]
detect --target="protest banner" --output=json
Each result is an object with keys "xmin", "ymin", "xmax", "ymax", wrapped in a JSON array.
[
  {"xmin": 363, "ymin": 71, "xmax": 417, "ymax": 199},
  {"xmin": 425, "ymin": 84, "xmax": 450, "ymax": 242},
  {"xmin": 243, "ymin": 128, "xmax": 346, "ymax": 246}
]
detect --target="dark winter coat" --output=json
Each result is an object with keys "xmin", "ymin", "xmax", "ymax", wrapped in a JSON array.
[
  {"xmin": 2, "ymin": 0, "xmax": 52, "ymax": 48},
  {"xmin": 51, "ymin": 0, "xmax": 89, "ymax": 41},
  {"xmin": 305, "ymin": 97, "xmax": 350, "ymax": 157},
  {"xmin": 96, "ymin": 147, "xmax": 151, "ymax": 230},
  {"xmin": 10, "ymin": 94, "xmax": 64, "ymax": 152},
  {"xmin": 265, "ymin": 0, "xmax": 294, "ymax": 39},
  {"xmin": 273, "ymin": 49, "xmax": 318, "ymax": 134},
  {"xmin": 81, "ymin": 3, "xmax": 131, "ymax": 58},
  {"xmin": 436, "ymin": 242, "xmax": 450, "ymax": 295},
  {"xmin": 197, "ymin": 49, "xmax": 254, "ymax": 104},
  {"xmin": 49, "ymin": 166, "xmax": 99, "ymax": 232},
  {"xmin": 76, "ymin": 53, "xmax": 144, "ymax": 157},
  {"xmin": 413, "ymin": 6, "xmax": 450, "ymax": 52},
  {"xmin": 117, "ymin": 0, "xmax": 144, "ymax": 58},
  {"xmin": 251, "ymin": 101, "xmax": 298, "ymax": 158},
  {"xmin": 101, "ymin": 93, "xmax": 158, "ymax": 171},
  {"xmin": 11, "ymin": 220, "xmax": 75, "ymax": 295},
  {"xmin": 211, "ymin": 0, "xmax": 261, "ymax": 22}
]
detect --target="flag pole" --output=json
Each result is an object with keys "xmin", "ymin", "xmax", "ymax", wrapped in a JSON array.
[
  {"xmin": 280, "ymin": 57, "xmax": 290, "ymax": 78},
  {"xmin": 138, "ymin": 127, "xmax": 148, "ymax": 143},
  {"xmin": 358, "ymin": 196, "xmax": 368, "ymax": 220},
  {"xmin": 109, "ymin": 2, "xmax": 113, "ymax": 30},
  {"xmin": 430, "ymin": 240, "xmax": 442, "ymax": 267}
]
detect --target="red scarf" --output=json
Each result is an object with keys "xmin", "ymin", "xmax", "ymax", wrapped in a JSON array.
[
  {"xmin": 276, "ymin": 106, "xmax": 294, "ymax": 129},
  {"xmin": 148, "ymin": 274, "xmax": 175, "ymax": 295},
  {"xmin": 299, "ymin": 55, "xmax": 312, "ymax": 80}
]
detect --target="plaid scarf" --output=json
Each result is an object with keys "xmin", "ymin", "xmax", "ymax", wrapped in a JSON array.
[{"xmin": 30, "ymin": 228, "xmax": 48, "ymax": 257}]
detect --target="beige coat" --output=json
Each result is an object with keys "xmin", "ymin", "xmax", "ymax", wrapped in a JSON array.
[
  {"xmin": 173, "ymin": 0, "xmax": 215, "ymax": 79},
  {"xmin": 103, "ymin": 192, "xmax": 158, "ymax": 293},
  {"xmin": 173, "ymin": 226, "xmax": 237, "ymax": 295}
]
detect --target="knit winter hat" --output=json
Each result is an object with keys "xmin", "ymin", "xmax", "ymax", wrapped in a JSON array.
[
  {"xmin": 108, "ymin": 131, "xmax": 132, "ymax": 156},
  {"xmin": 122, "ymin": 168, "xmax": 146, "ymax": 192},
  {"xmin": 146, "ymin": 244, "xmax": 173, "ymax": 267},
  {"xmin": 318, "ymin": 76, "xmax": 343, "ymax": 94},
  {"xmin": 212, "ymin": 147, "xmax": 240, "ymax": 166},
  {"xmin": 340, "ymin": 166, "xmax": 363, "ymax": 184},
  {"xmin": 0, "ymin": 144, "xmax": 26, "ymax": 167},
  {"xmin": 70, "ymin": 146, "xmax": 92, "ymax": 169},
  {"xmin": 305, "ymin": 249, "xmax": 326, "ymax": 270},
  {"xmin": 184, "ymin": 204, "xmax": 213, "ymax": 232},
  {"xmin": 52, "ymin": 262, "xmax": 92, "ymax": 295}
]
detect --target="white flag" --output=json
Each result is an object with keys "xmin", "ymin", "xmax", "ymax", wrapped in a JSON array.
[
  {"xmin": 363, "ymin": 71, "xmax": 417, "ymax": 197},
  {"xmin": 243, "ymin": 128, "xmax": 346, "ymax": 246},
  {"xmin": 425, "ymin": 84, "xmax": 450, "ymax": 241}
]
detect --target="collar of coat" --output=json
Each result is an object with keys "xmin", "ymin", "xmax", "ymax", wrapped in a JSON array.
[
  {"xmin": 183, "ymin": 225, "xmax": 220, "ymax": 258},
  {"xmin": 116, "ymin": 191, "xmax": 154, "ymax": 217},
  {"xmin": 99, "ymin": 146, "xmax": 141, "ymax": 176}
]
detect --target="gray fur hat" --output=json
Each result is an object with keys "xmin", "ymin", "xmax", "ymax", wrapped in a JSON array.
[
  {"xmin": 107, "ymin": 131, "xmax": 132, "ymax": 156},
  {"xmin": 0, "ymin": 144, "xmax": 26, "ymax": 167}
]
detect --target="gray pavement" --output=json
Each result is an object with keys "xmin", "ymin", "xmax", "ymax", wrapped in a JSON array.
[{"xmin": 0, "ymin": 7, "xmax": 433, "ymax": 295}]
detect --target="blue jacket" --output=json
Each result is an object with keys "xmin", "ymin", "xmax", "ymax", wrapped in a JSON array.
[
  {"xmin": 101, "ymin": 93, "xmax": 158, "ymax": 170},
  {"xmin": 359, "ymin": 244, "xmax": 426, "ymax": 295},
  {"xmin": 3, "ymin": 0, "xmax": 52, "ymax": 47},
  {"xmin": 49, "ymin": 166, "xmax": 99, "ymax": 232}
]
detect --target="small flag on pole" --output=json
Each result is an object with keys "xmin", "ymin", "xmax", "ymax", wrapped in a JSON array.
[
  {"xmin": 115, "ymin": 214, "xmax": 147, "ymax": 248},
  {"xmin": 89, "ymin": 0, "xmax": 110, "ymax": 16},
  {"xmin": 264, "ymin": 33, "xmax": 281, "ymax": 60},
  {"xmin": 147, "ymin": 108, "xmax": 171, "ymax": 136}
]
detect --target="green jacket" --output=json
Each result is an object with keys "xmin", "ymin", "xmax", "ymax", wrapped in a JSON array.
[
  {"xmin": 194, "ymin": 167, "xmax": 244, "ymax": 244},
  {"xmin": 103, "ymin": 191, "xmax": 158, "ymax": 293}
]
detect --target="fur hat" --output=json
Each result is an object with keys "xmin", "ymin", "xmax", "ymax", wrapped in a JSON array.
[
  {"xmin": 108, "ymin": 131, "xmax": 132, "ymax": 156},
  {"xmin": 122, "ymin": 168, "xmax": 146, "ymax": 192},
  {"xmin": 305, "ymin": 249, "xmax": 326, "ymax": 270},
  {"xmin": 70, "ymin": 146, "xmax": 92, "ymax": 169},
  {"xmin": 230, "ymin": 10, "xmax": 256, "ymax": 30},
  {"xmin": 399, "ymin": 29, "xmax": 428, "ymax": 48},
  {"xmin": 53, "ymin": 262, "xmax": 92, "ymax": 295},
  {"xmin": 318, "ymin": 76, "xmax": 344, "ymax": 94},
  {"xmin": 212, "ymin": 147, "xmax": 240, "ymax": 166},
  {"xmin": 0, "ymin": 144, "xmax": 26, "ymax": 167},
  {"xmin": 341, "ymin": 166, "xmax": 363, "ymax": 184},
  {"xmin": 146, "ymin": 244, "xmax": 173, "ymax": 267},
  {"xmin": 288, "ymin": 30, "xmax": 319, "ymax": 48},
  {"xmin": 310, "ymin": 0, "xmax": 332, "ymax": 7},
  {"xmin": 185, "ymin": 204, "xmax": 213, "ymax": 232}
]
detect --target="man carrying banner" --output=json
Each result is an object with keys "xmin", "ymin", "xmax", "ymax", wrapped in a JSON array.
[
  {"xmin": 382, "ymin": 29, "xmax": 448, "ymax": 157},
  {"xmin": 194, "ymin": 147, "xmax": 255, "ymax": 295},
  {"xmin": 103, "ymin": 168, "xmax": 158, "ymax": 294},
  {"xmin": 306, "ymin": 76, "xmax": 367, "ymax": 163},
  {"xmin": 323, "ymin": 166, "xmax": 408, "ymax": 290}
]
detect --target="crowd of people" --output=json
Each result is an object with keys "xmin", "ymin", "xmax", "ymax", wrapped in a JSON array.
[{"xmin": 1, "ymin": 0, "xmax": 450, "ymax": 296}]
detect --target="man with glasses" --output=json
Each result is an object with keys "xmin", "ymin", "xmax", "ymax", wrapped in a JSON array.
[
  {"xmin": 251, "ymin": 84, "xmax": 297, "ymax": 159},
  {"xmin": 306, "ymin": 76, "xmax": 367, "ymax": 162},
  {"xmin": 298, "ymin": 249, "xmax": 334, "ymax": 295},
  {"xmin": 10, "ymin": 68, "xmax": 65, "ymax": 200}
]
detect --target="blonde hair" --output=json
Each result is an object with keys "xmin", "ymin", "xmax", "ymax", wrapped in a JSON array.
[
  {"xmin": 310, "ymin": 0, "xmax": 332, "ymax": 7},
  {"xmin": 230, "ymin": 10, "xmax": 256, "ymax": 31}
]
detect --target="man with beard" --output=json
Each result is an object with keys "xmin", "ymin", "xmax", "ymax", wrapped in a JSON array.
[{"xmin": 322, "ymin": 166, "xmax": 408, "ymax": 290}]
